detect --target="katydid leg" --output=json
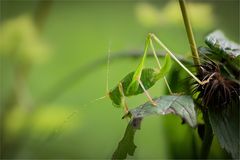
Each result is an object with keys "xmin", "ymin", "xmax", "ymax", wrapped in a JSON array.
[
  {"xmin": 138, "ymin": 79, "xmax": 157, "ymax": 106},
  {"xmin": 127, "ymin": 34, "xmax": 152, "ymax": 94},
  {"xmin": 149, "ymin": 38, "xmax": 173, "ymax": 94},
  {"xmin": 150, "ymin": 33, "xmax": 212, "ymax": 85},
  {"xmin": 118, "ymin": 82, "xmax": 129, "ymax": 113}
]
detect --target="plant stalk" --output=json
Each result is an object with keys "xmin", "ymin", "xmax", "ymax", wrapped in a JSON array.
[
  {"xmin": 179, "ymin": 1, "xmax": 213, "ymax": 158},
  {"xmin": 179, "ymin": 0, "xmax": 201, "ymax": 72}
]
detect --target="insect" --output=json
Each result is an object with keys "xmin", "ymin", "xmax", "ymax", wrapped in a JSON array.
[{"xmin": 106, "ymin": 33, "xmax": 211, "ymax": 113}]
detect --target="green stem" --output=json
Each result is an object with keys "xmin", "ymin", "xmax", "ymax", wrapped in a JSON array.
[
  {"xmin": 179, "ymin": 1, "xmax": 214, "ymax": 158},
  {"xmin": 201, "ymin": 111, "xmax": 214, "ymax": 159},
  {"xmin": 179, "ymin": 0, "xmax": 201, "ymax": 72}
]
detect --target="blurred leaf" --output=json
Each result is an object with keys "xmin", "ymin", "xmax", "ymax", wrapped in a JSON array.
[
  {"xmin": 205, "ymin": 30, "xmax": 240, "ymax": 58},
  {"xmin": 0, "ymin": 15, "xmax": 50, "ymax": 64},
  {"xmin": 208, "ymin": 103, "xmax": 239, "ymax": 159},
  {"xmin": 135, "ymin": 3, "xmax": 159, "ymax": 28},
  {"xmin": 125, "ymin": 95, "xmax": 197, "ymax": 128},
  {"xmin": 31, "ymin": 106, "xmax": 81, "ymax": 135},
  {"xmin": 135, "ymin": 2, "xmax": 215, "ymax": 29},
  {"xmin": 4, "ymin": 106, "xmax": 30, "ymax": 138},
  {"xmin": 4, "ymin": 105, "xmax": 80, "ymax": 138},
  {"xmin": 112, "ymin": 118, "xmax": 142, "ymax": 160}
]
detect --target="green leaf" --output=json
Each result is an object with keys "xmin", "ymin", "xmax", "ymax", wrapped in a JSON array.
[
  {"xmin": 200, "ymin": 31, "xmax": 240, "ymax": 79},
  {"xmin": 205, "ymin": 30, "xmax": 240, "ymax": 58},
  {"xmin": 126, "ymin": 95, "xmax": 197, "ymax": 128},
  {"xmin": 228, "ymin": 55, "xmax": 240, "ymax": 71},
  {"xmin": 112, "ymin": 118, "xmax": 142, "ymax": 159},
  {"xmin": 208, "ymin": 103, "xmax": 239, "ymax": 159}
]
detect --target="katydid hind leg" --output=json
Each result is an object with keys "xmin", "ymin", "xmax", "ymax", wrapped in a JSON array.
[
  {"xmin": 150, "ymin": 33, "xmax": 205, "ymax": 85},
  {"xmin": 149, "ymin": 38, "xmax": 173, "ymax": 94},
  {"xmin": 138, "ymin": 79, "xmax": 157, "ymax": 106}
]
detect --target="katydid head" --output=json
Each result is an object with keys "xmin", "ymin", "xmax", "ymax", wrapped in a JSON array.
[
  {"xmin": 108, "ymin": 90, "xmax": 122, "ymax": 107},
  {"xmin": 108, "ymin": 89, "xmax": 123, "ymax": 107}
]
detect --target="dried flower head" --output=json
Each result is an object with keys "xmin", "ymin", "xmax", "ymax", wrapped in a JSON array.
[{"xmin": 193, "ymin": 59, "xmax": 240, "ymax": 109}]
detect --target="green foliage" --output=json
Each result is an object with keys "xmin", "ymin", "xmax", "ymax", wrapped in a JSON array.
[
  {"xmin": 135, "ymin": 2, "xmax": 215, "ymax": 29},
  {"xmin": 209, "ymin": 104, "xmax": 239, "ymax": 159},
  {"xmin": 200, "ymin": 30, "xmax": 240, "ymax": 159},
  {"xmin": 1, "ymin": 1, "xmax": 238, "ymax": 159},
  {"xmin": 205, "ymin": 30, "xmax": 240, "ymax": 58},
  {"xmin": 202, "ymin": 30, "xmax": 240, "ymax": 76},
  {"xmin": 124, "ymin": 95, "xmax": 197, "ymax": 128},
  {"xmin": 0, "ymin": 15, "xmax": 49, "ymax": 65},
  {"xmin": 112, "ymin": 119, "xmax": 141, "ymax": 160}
]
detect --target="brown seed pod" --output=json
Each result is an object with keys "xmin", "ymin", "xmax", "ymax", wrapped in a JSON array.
[{"xmin": 193, "ymin": 59, "xmax": 240, "ymax": 110}]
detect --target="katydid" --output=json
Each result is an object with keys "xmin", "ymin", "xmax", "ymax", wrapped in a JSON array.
[
  {"xmin": 108, "ymin": 34, "xmax": 171, "ymax": 112},
  {"xmin": 107, "ymin": 33, "xmax": 211, "ymax": 113}
]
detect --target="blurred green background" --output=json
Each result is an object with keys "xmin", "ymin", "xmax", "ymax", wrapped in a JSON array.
[{"xmin": 0, "ymin": 0, "xmax": 239, "ymax": 159}]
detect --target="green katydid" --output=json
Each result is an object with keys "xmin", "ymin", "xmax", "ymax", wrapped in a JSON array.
[
  {"xmin": 106, "ymin": 33, "xmax": 211, "ymax": 113},
  {"xmin": 52, "ymin": 32, "xmax": 212, "ymax": 137},
  {"xmin": 107, "ymin": 34, "xmax": 171, "ymax": 112}
]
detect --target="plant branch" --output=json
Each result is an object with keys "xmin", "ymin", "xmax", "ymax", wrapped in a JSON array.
[
  {"xmin": 179, "ymin": 1, "xmax": 213, "ymax": 158},
  {"xmin": 179, "ymin": 0, "xmax": 201, "ymax": 72}
]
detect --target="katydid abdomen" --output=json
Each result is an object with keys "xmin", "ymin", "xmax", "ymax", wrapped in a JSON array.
[{"xmin": 108, "ymin": 68, "xmax": 159, "ymax": 107}]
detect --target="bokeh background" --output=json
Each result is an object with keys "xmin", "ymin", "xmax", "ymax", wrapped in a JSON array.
[{"xmin": 0, "ymin": 0, "xmax": 239, "ymax": 159}]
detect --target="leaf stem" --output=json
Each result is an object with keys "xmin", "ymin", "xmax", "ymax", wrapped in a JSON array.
[{"xmin": 179, "ymin": 0, "xmax": 201, "ymax": 72}]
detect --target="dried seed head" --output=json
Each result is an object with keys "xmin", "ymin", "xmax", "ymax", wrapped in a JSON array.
[{"xmin": 193, "ymin": 60, "xmax": 240, "ymax": 110}]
